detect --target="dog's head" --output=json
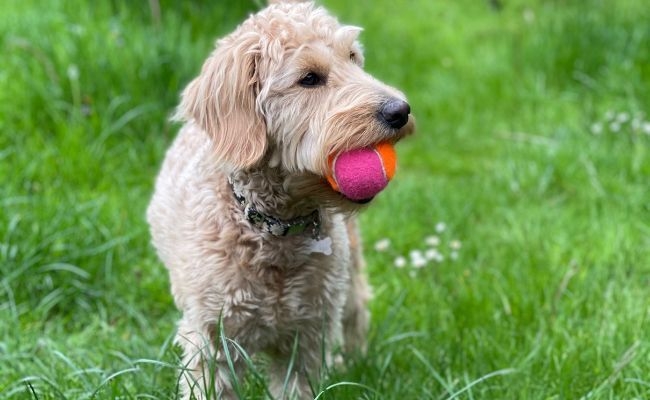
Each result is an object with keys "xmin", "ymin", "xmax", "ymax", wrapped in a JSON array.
[{"xmin": 175, "ymin": 1, "xmax": 414, "ymax": 203}]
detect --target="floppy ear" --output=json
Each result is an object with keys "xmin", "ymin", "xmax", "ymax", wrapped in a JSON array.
[{"xmin": 175, "ymin": 32, "xmax": 266, "ymax": 170}]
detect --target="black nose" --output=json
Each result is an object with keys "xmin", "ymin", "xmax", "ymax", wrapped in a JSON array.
[{"xmin": 379, "ymin": 99, "xmax": 410, "ymax": 129}]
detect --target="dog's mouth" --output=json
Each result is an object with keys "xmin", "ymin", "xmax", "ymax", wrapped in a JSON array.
[
  {"xmin": 348, "ymin": 195, "xmax": 374, "ymax": 204},
  {"xmin": 325, "ymin": 181, "xmax": 375, "ymax": 204}
]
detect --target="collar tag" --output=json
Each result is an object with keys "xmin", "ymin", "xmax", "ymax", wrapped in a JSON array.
[{"xmin": 309, "ymin": 236, "xmax": 332, "ymax": 255}]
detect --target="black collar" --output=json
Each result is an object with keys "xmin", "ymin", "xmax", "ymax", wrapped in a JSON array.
[{"xmin": 229, "ymin": 177, "xmax": 321, "ymax": 239}]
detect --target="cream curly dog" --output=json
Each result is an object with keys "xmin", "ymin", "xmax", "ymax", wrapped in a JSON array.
[{"xmin": 147, "ymin": 1, "xmax": 414, "ymax": 398}]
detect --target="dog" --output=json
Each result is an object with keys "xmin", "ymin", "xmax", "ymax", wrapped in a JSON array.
[{"xmin": 146, "ymin": 1, "xmax": 414, "ymax": 398}]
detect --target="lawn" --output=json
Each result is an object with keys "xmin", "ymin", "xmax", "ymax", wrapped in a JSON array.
[{"xmin": 1, "ymin": 0, "xmax": 649, "ymax": 399}]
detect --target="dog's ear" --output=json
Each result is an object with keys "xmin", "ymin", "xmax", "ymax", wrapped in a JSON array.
[{"xmin": 175, "ymin": 33, "xmax": 266, "ymax": 170}]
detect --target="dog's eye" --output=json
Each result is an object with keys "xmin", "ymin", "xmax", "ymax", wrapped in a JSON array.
[
  {"xmin": 349, "ymin": 51, "xmax": 356, "ymax": 61},
  {"xmin": 299, "ymin": 72, "xmax": 323, "ymax": 87}
]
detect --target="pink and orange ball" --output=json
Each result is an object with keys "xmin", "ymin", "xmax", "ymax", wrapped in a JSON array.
[{"xmin": 326, "ymin": 142, "xmax": 397, "ymax": 202}]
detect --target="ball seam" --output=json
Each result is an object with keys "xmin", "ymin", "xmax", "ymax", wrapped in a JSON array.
[{"xmin": 372, "ymin": 147, "xmax": 388, "ymax": 181}]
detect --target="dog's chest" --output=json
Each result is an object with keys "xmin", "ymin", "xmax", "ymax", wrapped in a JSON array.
[
  {"xmin": 231, "ymin": 236, "xmax": 351, "ymax": 336},
  {"xmin": 261, "ymin": 248, "xmax": 346, "ymax": 315}
]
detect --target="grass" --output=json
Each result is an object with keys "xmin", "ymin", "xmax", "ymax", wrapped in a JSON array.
[{"xmin": 1, "ymin": 0, "xmax": 648, "ymax": 398}]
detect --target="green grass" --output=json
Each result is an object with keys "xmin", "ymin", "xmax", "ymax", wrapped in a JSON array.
[{"xmin": 1, "ymin": 0, "xmax": 649, "ymax": 398}]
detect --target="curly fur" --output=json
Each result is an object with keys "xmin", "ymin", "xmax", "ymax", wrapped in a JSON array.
[{"xmin": 147, "ymin": 1, "xmax": 414, "ymax": 399}]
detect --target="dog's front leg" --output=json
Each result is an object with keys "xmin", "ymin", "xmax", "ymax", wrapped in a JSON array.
[
  {"xmin": 268, "ymin": 362, "xmax": 312, "ymax": 400},
  {"xmin": 268, "ymin": 354, "xmax": 323, "ymax": 399},
  {"xmin": 267, "ymin": 329, "xmax": 338, "ymax": 400},
  {"xmin": 176, "ymin": 318, "xmax": 245, "ymax": 400}
]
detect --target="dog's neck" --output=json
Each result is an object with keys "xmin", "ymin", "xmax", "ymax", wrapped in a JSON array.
[{"xmin": 228, "ymin": 168, "xmax": 324, "ymax": 237}]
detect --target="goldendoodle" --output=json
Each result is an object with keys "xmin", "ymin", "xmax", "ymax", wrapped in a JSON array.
[{"xmin": 147, "ymin": 1, "xmax": 414, "ymax": 398}]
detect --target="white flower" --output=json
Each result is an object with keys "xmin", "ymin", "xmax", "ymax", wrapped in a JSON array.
[
  {"xmin": 643, "ymin": 122, "xmax": 650, "ymax": 135},
  {"xmin": 435, "ymin": 222, "xmax": 446, "ymax": 233},
  {"xmin": 590, "ymin": 122, "xmax": 603, "ymax": 135},
  {"xmin": 450, "ymin": 251, "xmax": 459, "ymax": 261},
  {"xmin": 522, "ymin": 9, "xmax": 535, "ymax": 23},
  {"xmin": 394, "ymin": 256, "xmax": 407, "ymax": 268},
  {"xmin": 67, "ymin": 64, "xmax": 79, "ymax": 81},
  {"xmin": 510, "ymin": 180, "xmax": 520, "ymax": 192},
  {"xmin": 68, "ymin": 24, "xmax": 85, "ymax": 36},
  {"xmin": 409, "ymin": 250, "xmax": 427, "ymax": 268},
  {"xmin": 425, "ymin": 235, "xmax": 440, "ymax": 246},
  {"xmin": 411, "ymin": 257, "xmax": 427, "ymax": 268},
  {"xmin": 409, "ymin": 249, "xmax": 423, "ymax": 259},
  {"xmin": 450, "ymin": 240, "xmax": 462, "ymax": 250},
  {"xmin": 616, "ymin": 112, "xmax": 629, "ymax": 123},
  {"xmin": 609, "ymin": 122, "xmax": 621, "ymax": 133},
  {"xmin": 424, "ymin": 249, "xmax": 444, "ymax": 263},
  {"xmin": 374, "ymin": 238, "xmax": 391, "ymax": 252},
  {"xmin": 425, "ymin": 248, "xmax": 440, "ymax": 260}
]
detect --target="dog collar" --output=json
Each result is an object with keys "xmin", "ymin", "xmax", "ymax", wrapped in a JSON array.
[{"xmin": 229, "ymin": 178, "xmax": 321, "ymax": 239}]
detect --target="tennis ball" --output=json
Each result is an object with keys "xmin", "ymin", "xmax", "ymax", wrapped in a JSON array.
[{"xmin": 326, "ymin": 142, "xmax": 397, "ymax": 203}]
